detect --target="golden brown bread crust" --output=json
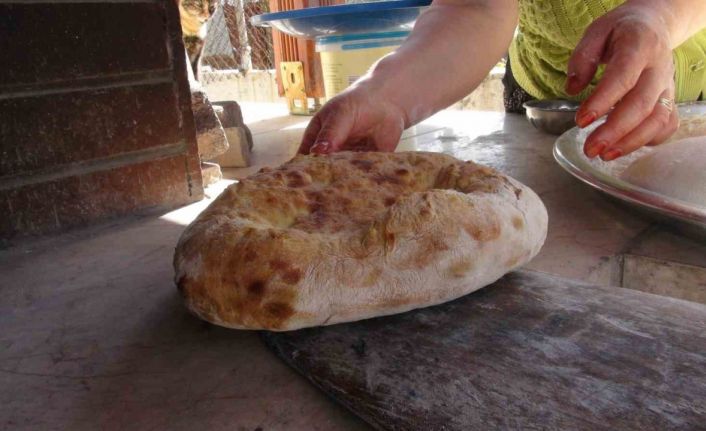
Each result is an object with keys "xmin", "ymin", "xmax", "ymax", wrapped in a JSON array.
[{"xmin": 174, "ymin": 151, "xmax": 548, "ymax": 330}]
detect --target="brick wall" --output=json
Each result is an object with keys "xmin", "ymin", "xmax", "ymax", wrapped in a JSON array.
[{"xmin": 0, "ymin": 0, "xmax": 203, "ymax": 240}]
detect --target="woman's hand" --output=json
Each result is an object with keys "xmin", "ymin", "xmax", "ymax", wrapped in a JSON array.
[
  {"xmin": 298, "ymin": 0, "xmax": 519, "ymax": 155},
  {"xmin": 298, "ymin": 82, "xmax": 407, "ymax": 154},
  {"xmin": 566, "ymin": 1, "xmax": 680, "ymax": 161}
]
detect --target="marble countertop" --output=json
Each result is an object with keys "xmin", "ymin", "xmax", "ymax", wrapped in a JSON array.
[{"xmin": 1, "ymin": 107, "xmax": 704, "ymax": 430}]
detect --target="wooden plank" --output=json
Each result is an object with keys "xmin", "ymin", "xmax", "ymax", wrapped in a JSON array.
[{"xmin": 263, "ymin": 270, "xmax": 706, "ymax": 431}]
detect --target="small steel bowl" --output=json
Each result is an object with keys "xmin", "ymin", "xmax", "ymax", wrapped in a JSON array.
[{"xmin": 523, "ymin": 99, "xmax": 581, "ymax": 135}]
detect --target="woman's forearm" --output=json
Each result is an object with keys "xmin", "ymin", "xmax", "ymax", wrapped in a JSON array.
[
  {"xmin": 360, "ymin": 0, "xmax": 518, "ymax": 128},
  {"xmin": 632, "ymin": 0, "xmax": 706, "ymax": 47}
]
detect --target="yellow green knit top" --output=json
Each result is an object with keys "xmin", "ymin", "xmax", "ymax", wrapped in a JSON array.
[{"xmin": 509, "ymin": 0, "xmax": 706, "ymax": 102}]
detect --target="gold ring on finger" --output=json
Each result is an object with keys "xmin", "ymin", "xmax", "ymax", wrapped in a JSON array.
[{"xmin": 657, "ymin": 97, "xmax": 674, "ymax": 113}]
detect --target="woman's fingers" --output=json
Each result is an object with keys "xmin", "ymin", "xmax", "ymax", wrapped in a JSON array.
[
  {"xmin": 371, "ymin": 117, "xmax": 405, "ymax": 152},
  {"xmin": 299, "ymin": 97, "xmax": 356, "ymax": 155},
  {"xmin": 570, "ymin": 5, "xmax": 678, "ymax": 160},
  {"xmin": 310, "ymin": 114, "xmax": 355, "ymax": 155},
  {"xmin": 299, "ymin": 115, "xmax": 322, "ymax": 154},
  {"xmin": 337, "ymin": 120, "xmax": 403, "ymax": 153},
  {"xmin": 299, "ymin": 85, "xmax": 407, "ymax": 155},
  {"xmin": 648, "ymin": 80, "xmax": 679, "ymax": 145},
  {"xmin": 583, "ymin": 68, "xmax": 665, "ymax": 157},
  {"xmin": 598, "ymin": 89, "xmax": 678, "ymax": 161},
  {"xmin": 648, "ymin": 107, "xmax": 679, "ymax": 146},
  {"xmin": 566, "ymin": 18, "xmax": 612, "ymax": 95},
  {"xmin": 575, "ymin": 46, "xmax": 647, "ymax": 128}
]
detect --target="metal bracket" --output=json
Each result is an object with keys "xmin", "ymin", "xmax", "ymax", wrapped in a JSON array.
[{"xmin": 280, "ymin": 61, "xmax": 316, "ymax": 116}]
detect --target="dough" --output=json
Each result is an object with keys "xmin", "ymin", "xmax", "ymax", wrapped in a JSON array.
[
  {"xmin": 621, "ymin": 137, "xmax": 706, "ymax": 207},
  {"xmin": 174, "ymin": 151, "xmax": 548, "ymax": 331}
]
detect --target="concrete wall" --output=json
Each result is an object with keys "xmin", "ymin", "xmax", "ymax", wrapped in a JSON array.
[
  {"xmin": 202, "ymin": 70, "xmax": 282, "ymax": 103},
  {"xmin": 202, "ymin": 68, "xmax": 505, "ymax": 111}
]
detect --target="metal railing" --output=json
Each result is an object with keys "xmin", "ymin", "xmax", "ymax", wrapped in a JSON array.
[{"xmin": 200, "ymin": 0, "xmax": 275, "ymax": 77}]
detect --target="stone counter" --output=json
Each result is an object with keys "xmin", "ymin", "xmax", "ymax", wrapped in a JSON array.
[
  {"xmin": 400, "ymin": 110, "xmax": 706, "ymax": 302},
  {"xmin": 1, "ymin": 108, "xmax": 704, "ymax": 430}
]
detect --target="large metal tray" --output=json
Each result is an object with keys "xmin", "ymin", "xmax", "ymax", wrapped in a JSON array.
[{"xmin": 554, "ymin": 103, "xmax": 706, "ymax": 235}]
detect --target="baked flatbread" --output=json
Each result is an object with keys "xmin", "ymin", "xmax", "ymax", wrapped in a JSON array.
[{"xmin": 174, "ymin": 151, "xmax": 548, "ymax": 331}]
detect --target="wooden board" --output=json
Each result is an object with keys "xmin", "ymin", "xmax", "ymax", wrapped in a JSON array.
[{"xmin": 262, "ymin": 270, "xmax": 706, "ymax": 430}]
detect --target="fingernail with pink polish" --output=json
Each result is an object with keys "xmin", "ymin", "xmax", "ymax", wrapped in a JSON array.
[
  {"xmin": 310, "ymin": 141, "xmax": 330, "ymax": 154},
  {"xmin": 585, "ymin": 140, "xmax": 606, "ymax": 158},
  {"xmin": 601, "ymin": 148, "xmax": 623, "ymax": 161},
  {"xmin": 576, "ymin": 111, "xmax": 597, "ymax": 128}
]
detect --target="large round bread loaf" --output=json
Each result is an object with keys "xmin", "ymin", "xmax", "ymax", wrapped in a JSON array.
[{"xmin": 174, "ymin": 151, "xmax": 548, "ymax": 331}]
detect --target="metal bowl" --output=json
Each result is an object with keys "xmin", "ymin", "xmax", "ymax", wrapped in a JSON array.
[{"xmin": 523, "ymin": 99, "xmax": 580, "ymax": 135}]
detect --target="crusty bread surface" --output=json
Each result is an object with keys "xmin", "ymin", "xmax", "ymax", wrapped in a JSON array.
[{"xmin": 174, "ymin": 151, "xmax": 548, "ymax": 331}]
